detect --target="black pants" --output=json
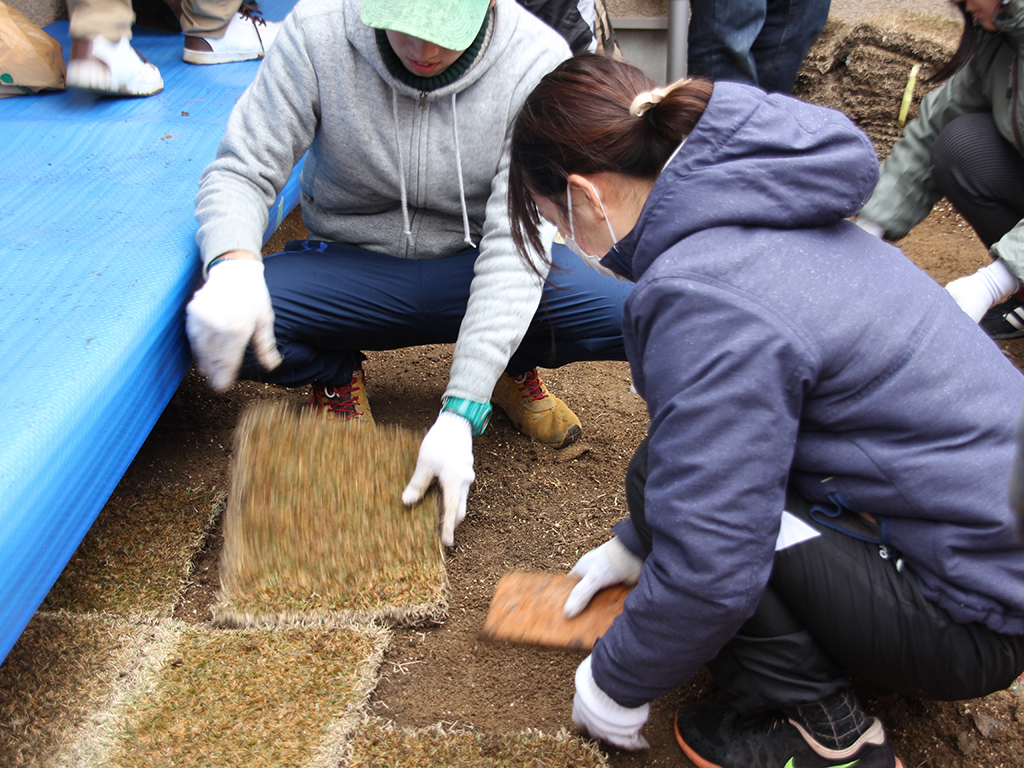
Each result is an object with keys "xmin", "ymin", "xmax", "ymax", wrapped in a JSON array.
[
  {"xmin": 625, "ymin": 437, "xmax": 1024, "ymax": 714},
  {"xmin": 930, "ymin": 112, "xmax": 1024, "ymax": 250}
]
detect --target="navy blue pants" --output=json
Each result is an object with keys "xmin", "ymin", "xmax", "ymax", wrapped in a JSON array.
[
  {"xmin": 239, "ymin": 241, "xmax": 631, "ymax": 388},
  {"xmin": 687, "ymin": 0, "xmax": 831, "ymax": 94},
  {"xmin": 625, "ymin": 436, "xmax": 1024, "ymax": 713}
]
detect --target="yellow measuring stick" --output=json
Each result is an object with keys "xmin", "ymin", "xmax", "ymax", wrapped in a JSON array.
[{"xmin": 899, "ymin": 64, "xmax": 921, "ymax": 127}]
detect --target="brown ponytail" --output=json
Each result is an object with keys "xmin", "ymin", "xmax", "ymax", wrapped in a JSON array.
[{"xmin": 508, "ymin": 53, "xmax": 713, "ymax": 267}]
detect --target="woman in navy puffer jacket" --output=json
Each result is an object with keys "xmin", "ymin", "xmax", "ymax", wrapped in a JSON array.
[{"xmin": 507, "ymin": 53, "xmax": 1024, "ymax": 768}]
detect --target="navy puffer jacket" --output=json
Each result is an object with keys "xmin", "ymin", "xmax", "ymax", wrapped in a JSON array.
[{"xmin": 593, "ymin": 82, "xmax": 1024, "ymax": 708}]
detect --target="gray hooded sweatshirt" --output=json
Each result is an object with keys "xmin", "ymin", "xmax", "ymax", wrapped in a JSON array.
[{"xmin": 194, "ymin": 0, "xmax": 570, "ymax": 403}]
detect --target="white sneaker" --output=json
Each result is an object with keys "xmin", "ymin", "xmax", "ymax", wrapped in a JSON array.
[
  {"xmin": 183, "ymin": 6, "xmax": 280, "ymax": 65},
  {"xmin": 66, "ymin": 36, "xmax": 164, "ymax": 97}
]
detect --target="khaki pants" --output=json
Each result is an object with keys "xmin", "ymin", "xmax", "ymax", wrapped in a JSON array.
[{"xmin": 67, "ymin": 0, "xmax": 240, "ymax": 40}]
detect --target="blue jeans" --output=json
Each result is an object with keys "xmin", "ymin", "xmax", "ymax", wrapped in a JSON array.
[
  {"xmin": 687, "ymin": 0, "xmax": 831, "ymax": 93},
  {"xmin": 239, "ymin": 241, "xmax": 631, "ymax": 388}
]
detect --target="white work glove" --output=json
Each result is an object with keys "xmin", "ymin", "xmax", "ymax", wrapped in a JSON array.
[
  {"xmin": 945, "ymin": 258, "xmax": 1019, "ymax": 323},
  {"xmin": 402, "ymin": 411, "xmax": 475, "ymax": 547},
  {"xmin": 564, "ymin": 536, "xmax": 644, "ymax": 618},
  {"xmin": 573, "ymin": 655, "xmax": 650, "ymax": 751},
  {"xmin": 185, "ymin": 259, "xmax": 282, "ymax": 392},
  {"xmin": 855, "ymin": 217, "xmax": 885, "ymax": 238}
]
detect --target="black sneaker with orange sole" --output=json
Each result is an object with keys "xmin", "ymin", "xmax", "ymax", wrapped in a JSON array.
[{"xmin": 674, "ymin": 704, "xmax": 904, "ymax": 768}]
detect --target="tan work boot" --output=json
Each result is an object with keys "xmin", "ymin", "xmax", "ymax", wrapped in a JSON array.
[
  {"xmin": 491, "ymin": 370, "xmax": 581, "ymax": 448},
  {"xmin": 309, "ymin": 369, "xmax": 375, "ymax": 425}
]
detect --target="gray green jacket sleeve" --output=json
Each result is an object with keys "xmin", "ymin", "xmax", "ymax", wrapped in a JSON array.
[
  {"xmin": 859, "ymin": 4, "xmax": 1024, "ymax": 279},
  {"xmin": 858, "ymin": 58, "xmax": 991, "ymax": 239}
]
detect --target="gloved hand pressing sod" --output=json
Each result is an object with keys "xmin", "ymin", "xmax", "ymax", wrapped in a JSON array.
[
  {"xmin": 564, "ymin": 536, "xmax": 644, "ymax": 618},
  {"xmin": 185, "ymin": 257, "xmax": 282, "ymax": 391},
  {"xmin": 945, "ymin": 258, "xmax": 1019, "ymax": 323},
  {"xmin": 402, "ymin": 411, "xmax": 475, "ymax": 547},
  {"xmin": 573, "ymin": 655, "xmax": 650, "ymax": 750}
]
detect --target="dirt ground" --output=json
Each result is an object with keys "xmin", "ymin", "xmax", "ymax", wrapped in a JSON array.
[{"xmin": 113, "ymin": 196, "xmax": 1024, "ymax": 768}]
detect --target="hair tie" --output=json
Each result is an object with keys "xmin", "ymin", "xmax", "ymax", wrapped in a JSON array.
[{"xmin": 629, "ymin": 76, "xmax": 693, "ymax": 118}]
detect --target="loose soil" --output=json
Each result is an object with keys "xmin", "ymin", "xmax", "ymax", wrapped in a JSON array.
[{"xmin": 123, "ymin": 198, "xmax": 1024, "ymax": 768}]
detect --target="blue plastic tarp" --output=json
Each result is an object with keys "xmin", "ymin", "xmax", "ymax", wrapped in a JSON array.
[{"xmin": 0, "ymin": 1, "xmax": 302, "ymax": 664}]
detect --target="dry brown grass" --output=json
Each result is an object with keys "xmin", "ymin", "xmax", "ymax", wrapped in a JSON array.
[
  {"xmin": 214, "ymin": 402, "xmax": 447, "ymax": 628},
  {"xmin": 42, "ymin": 486, "xmax": 222, "ymax": 617},
  {"xmin": 0, "ymin": 614, "xmax": 175, "ymax": 768},
  {"xmin": 100, "ymin": 625, "xmax": 387, "ymax": 768},
  {"xmin": 343, "ymin": 717, "xmax": 609, "ymax": 767}
]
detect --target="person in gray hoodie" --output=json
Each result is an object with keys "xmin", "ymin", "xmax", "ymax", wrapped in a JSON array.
[
  {"xmin": 185, "ymin": 0, "xmax": 633, "ymax": 547},
  {"xmin": 507, "ymin": 54, "xmax": 1024, "ymax": 768}
]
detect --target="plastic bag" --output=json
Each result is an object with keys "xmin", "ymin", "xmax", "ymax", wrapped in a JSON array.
[{"xmin": 0, "ymin": 0, "xmax": 65, "ymax": 98}]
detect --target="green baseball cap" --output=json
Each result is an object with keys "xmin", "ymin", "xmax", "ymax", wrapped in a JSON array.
[{"xmin": 361, "ymin": 0, "xmax": 491, "ymax": 50}]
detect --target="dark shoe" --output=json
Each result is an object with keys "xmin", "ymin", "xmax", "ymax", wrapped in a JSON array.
[
  {"xmin": 674, "ymin": 704, "xmax": 903, "ymax": 768},
  {"xmin": 309, "ymin": 370, "xmax": 374, "ymax": 425},
  {"xmin": 980, "ymin": 296, "xmax": 1024, "ymax": 340}
]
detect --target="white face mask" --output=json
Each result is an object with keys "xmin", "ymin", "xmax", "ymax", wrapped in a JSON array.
[{"xmin": 566, "ymin": 181, "xmax": 629, "ymax": 281}]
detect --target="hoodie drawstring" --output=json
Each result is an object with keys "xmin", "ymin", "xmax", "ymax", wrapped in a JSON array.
[
  {"xmin": 451, "ymin": 92, "xmax": 476, "ymax": 249},
  {"xmin": 392, "ymin": 90, "xmax": 414, "ymax": 244},
  {"xmin": 390, "ymin": 89, "xmax": 475, "ymax": 250}
]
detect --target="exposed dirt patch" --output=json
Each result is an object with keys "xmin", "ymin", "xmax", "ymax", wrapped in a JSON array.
[{"xmin": 125, "ymin": 198, "xmax": 1024, "ymax": 767}]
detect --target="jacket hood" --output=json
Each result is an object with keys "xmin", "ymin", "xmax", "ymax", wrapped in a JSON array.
[
  {"xmin": 611, "ymin": 83, "xmax": 879, "ymax": 281},
  {"xmin": 993, "ymin": 0, "xmax": 1024, "ymax": 44}
]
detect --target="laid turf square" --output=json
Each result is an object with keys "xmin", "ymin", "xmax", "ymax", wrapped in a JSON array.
[
  {"xmin": 42, "ymin": 485, "xmax": 222, "ymax": 617},
  {"xmin": 100, "ymin": 625, "xmax": 387, "ymax": 768},
  {"xmin": 344, "ymin": 717, "xmax": 609, "ymax": 767},
  {"xmin": 214, "ymin": 402, "xmax": 447, "ymax": 628},
  {"xmin": 0, "ymin": 614, "xmax": 174, "ymax": 768}
]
